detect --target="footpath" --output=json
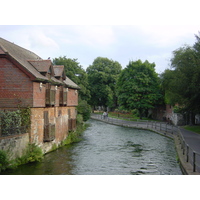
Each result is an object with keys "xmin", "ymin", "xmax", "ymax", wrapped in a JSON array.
[{"xmin": 90, "ymin": 114, "xmax": 200, "ymax": 175}]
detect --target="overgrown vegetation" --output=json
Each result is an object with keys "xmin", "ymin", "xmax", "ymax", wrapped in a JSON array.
[
  {"xmin": 61, "ymin": 114, "xmax": 89, "ymax": 146},
  {"xmin": 16, "ymin": 144, "xmax": 43, "ymax": 165},
  {"xmin": 0, "ymin": 150, "xmax": 9, "ymax": 172},
  {"xmin": 0, "ymin": 143, "xmax": 43, "ymax": 172},
  {"xmin": 77, "ymin": 100, "xmax": 91, "ymax": 121},
  {"xmin": 0, "ymin": 108, "xmax": 31, "ymax": 135}
]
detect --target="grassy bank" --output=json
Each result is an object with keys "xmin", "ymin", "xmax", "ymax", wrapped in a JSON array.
[
  {"xmin": 0, "ymin": 143, "xmax": 43, "ymax": 173},
  {"xmin": 61, "ymin": 120, "xmax": 89, "ymax": 146},
  {"xmin": 183, "ymin": 125, "xmax": 200, "ymax": 134}
]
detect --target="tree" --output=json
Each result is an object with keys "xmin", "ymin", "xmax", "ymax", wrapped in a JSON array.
[
  {"xmin": 53, "ymin": 56, "xmax": 91, "ymax": 102},
  {"xmin": 116, "ymin": 60, "xmax": 162, "ymax": 119},
  {"xmin": 161, "ymin": 36, "xmax": 200, "ymax": 124},
  {"xmin": 86, "ymin": 57, "xmax": 122, "ymax": 110}
]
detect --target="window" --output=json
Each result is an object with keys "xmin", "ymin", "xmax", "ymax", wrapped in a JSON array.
[{"xmin": 46, "ymin": 89, "xmax": 55, "ymax": 106}]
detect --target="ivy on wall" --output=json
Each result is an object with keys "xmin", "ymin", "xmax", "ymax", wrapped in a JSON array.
[{"xmin": 0, "ymin": 108, "xmax": 31, "ymax": 136}]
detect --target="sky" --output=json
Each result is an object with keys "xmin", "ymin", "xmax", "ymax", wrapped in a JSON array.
[{"xmin": 1, "ymin": 1, "xmax": 200, "ymax": 74}]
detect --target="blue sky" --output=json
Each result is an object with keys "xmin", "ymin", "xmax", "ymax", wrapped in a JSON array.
[{"xmin": 1, "ymin": 0, "xmax": 200, "ymax": 74}]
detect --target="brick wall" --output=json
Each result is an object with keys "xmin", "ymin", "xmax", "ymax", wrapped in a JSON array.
[
  {"xmin": 0, "ymin": 57, "xmax": 33, "ymax": 107},
  {"xmin": 151, "ymin": 105, "xmax": 165, "ymax": 120},
  {"xmin": 165, "ymin": 104, "xmax": 173, "ymax": 119},
  {"xmin": 33, "ymin": 82, "xmax": 46, "ymax": 107},
  {"xmin": 30, "ymin": 107, "xmax": 77, "ymax": 153},
  {"xmin": 67, "ymin": 89, "xmax": 78, "ymax": 106}
]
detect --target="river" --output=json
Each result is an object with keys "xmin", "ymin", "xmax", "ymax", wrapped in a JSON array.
[{"xmin": 1, "ymin": 119, "xmax": 182, "ymax": 175}]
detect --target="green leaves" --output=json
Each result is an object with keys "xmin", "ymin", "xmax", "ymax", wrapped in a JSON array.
[
  {"xmin": 0, "ymin": 108, "xmax": 30, "ymax": 136},
  {"xmin": 86, "ymin": 57, "xmax": 122, "ymax": 109},
  {"xmin": 116, "ymin": 60, "xmax": 162, "ymax": 118},
  {"xmin": 77, "ymin": 100, "xmax": 91, "ymax": 121},
  {"xmin": 0, "ymin": 150, "xmax": 9, "ymax": 172},
  {"xmin": 161, "ymin": 33, "xmax": 200, "ymax": 114}
]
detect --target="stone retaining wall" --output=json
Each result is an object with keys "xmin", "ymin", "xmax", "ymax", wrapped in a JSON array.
[{"xmin": 0, "ymin": 133, "xmax": 29, "ymax": 161}]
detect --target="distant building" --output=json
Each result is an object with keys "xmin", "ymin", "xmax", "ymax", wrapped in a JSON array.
[{"xmin": 151, "ymin": 104, "xmax": 185, "ymax": 125}]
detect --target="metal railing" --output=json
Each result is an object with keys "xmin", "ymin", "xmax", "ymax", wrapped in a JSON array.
[
  {"xmin": 91, "ymin": 114, "xmax": 178, "ymax": 136},
  {"xmin": 177, "ymin": 131, "xmax": 200, "ymax": 173},
  {"xmin": 91, "ymin": 113, "xmax": 200, "ymax": 173}
]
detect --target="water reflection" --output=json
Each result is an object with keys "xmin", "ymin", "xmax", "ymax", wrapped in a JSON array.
[{"xmin": 1, "ymin": 119, "xmax": 182, "ymax": 175}]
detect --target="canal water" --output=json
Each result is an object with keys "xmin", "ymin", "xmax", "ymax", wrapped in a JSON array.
[{"xmin": 1, "ymin": 119, "xmax": 182, "ymax": 175}]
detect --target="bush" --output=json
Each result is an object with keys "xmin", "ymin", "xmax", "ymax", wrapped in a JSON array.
[
  {"xmin": 17, "ymin": 144, "xmax": 43, "ymax": 165},
  {"xmin": 0, "ymin": 110, "xmax": 21, "ymax": 135},
  {"xmin": 0, "ymin": 150, "xmax": 9, "ymax": 172},
  {"xmin": 0, "ymin": 108, "xmax": 30, "ymax": 135},
  {"xmin": 77, "ymin": 100, "xmax": 91, "ymax": 121}
]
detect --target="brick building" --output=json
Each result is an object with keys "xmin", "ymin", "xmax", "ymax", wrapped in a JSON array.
[{"xmin": 0, "ymin": 37, "xmax": 80, "ymax": 155}]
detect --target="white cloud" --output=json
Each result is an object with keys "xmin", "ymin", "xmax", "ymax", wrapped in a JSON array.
[
  {"xmin": 29, "ymin": 29, "xmax": 59, "ymax": 50},
  {"xmin": 138, "ymin": 25, "xmax": 199, "ymax": 48},
  {"xmin": 61, "ymin": 26, "xmax": 116, "ymax": 48}
]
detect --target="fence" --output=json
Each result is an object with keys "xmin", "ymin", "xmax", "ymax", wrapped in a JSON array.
[
  {"xmin": 91, "ymin": 113, "xmax": 200, "ymax": 173},
  {"xmin": 91, "ymin": 114, "xmax": 179, "ymax": 135},
  {"xmin": 177, "ymin": 131, "xmax": 200, "ymax": 173}
]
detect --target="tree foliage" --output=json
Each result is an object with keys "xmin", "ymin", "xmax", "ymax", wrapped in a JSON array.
[
  {"xmin": 161, "ymin": 34, "xmax": 200, "ymax": 115},
  {"xmin": 86, "ymin": 57, "xmax": 122, "ymax": 109},
  {"xmin": 116, "ymin": 60, "xmax": 162, "ymax": 119},
  {"xmin": 77, "ymin": 100, "xmax": 92, "ymax": 121},
  {"xmin": 160, "ymin": 33, "xmax": 200, "ymax": 124}
]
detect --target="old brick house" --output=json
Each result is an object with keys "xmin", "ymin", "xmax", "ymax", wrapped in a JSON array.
[{"xmin": 0, "ymin": 37, "xmax": 80, "ymax": 156}]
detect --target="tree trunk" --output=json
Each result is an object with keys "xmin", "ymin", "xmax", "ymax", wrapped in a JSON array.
[
  {"xmin": 138, "ymin": 109, "xmax": 143, "ymax": 120},
  {"xmin": 189, "ymin": 111, "xmax": 195, "ymax": 125}
]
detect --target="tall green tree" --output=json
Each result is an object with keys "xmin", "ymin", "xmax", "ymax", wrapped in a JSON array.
[
  {"xmin": 161, "ymin": 34, "xmax": 200, "ymax": 124},
  {"xmin": 53, "ymin": 56, "xmax": 91, "ymax": 102},
  {"xmin": 86, "ymin": 57, "xmax": 122, "ymax": 110},
  {"xmin": 116, "ymin": 60, "xmax": 162, "ymax": 119}
]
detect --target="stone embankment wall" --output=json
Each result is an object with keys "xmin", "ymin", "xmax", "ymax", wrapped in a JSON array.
[{"xmin": 0, "ymin": 133, "xmax": 29, "ymax": 161}]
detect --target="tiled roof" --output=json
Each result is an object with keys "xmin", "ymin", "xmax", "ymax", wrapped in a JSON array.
[
  {"xmin": 53, "ymin": 65, "xmax": 65, "ymax": 77},
  {"xmin": 51, "ymin": 76, "xmax": 63, "ymax": 85},
  {"xmin": 0, "ymin": 37, "xmax": 80, "ymax": 89},
  {"xmin": 53, "ymin": 65, "xmax": 80, "ymax": 88},
  {"xmin": 0, "ymin": 37, "xmax": 48, "ymax": 81},
  {"xmin": 64, "ymin": 77, "xmax": 80, "ymax": 89},
  {"xmin": 0, "ymin": 46, "xmax": 5, "ymax": 54},
  {"xmin": 28, "ymin": 60, "xmax": 52, "ymax": 73}
]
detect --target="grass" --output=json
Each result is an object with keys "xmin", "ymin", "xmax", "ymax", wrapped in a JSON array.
[{"xmin": 183, "ymin": 125, "xmax": 200, "ymax": 134}]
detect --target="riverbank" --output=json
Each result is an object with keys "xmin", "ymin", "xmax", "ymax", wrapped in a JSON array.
[
  {"xmin": 0, "ymin": 119, "xmax": 88, "ymax": 173},
  {"xmin": 91, "ymin": 114, "xmax": 200, "ymax": 175}
]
